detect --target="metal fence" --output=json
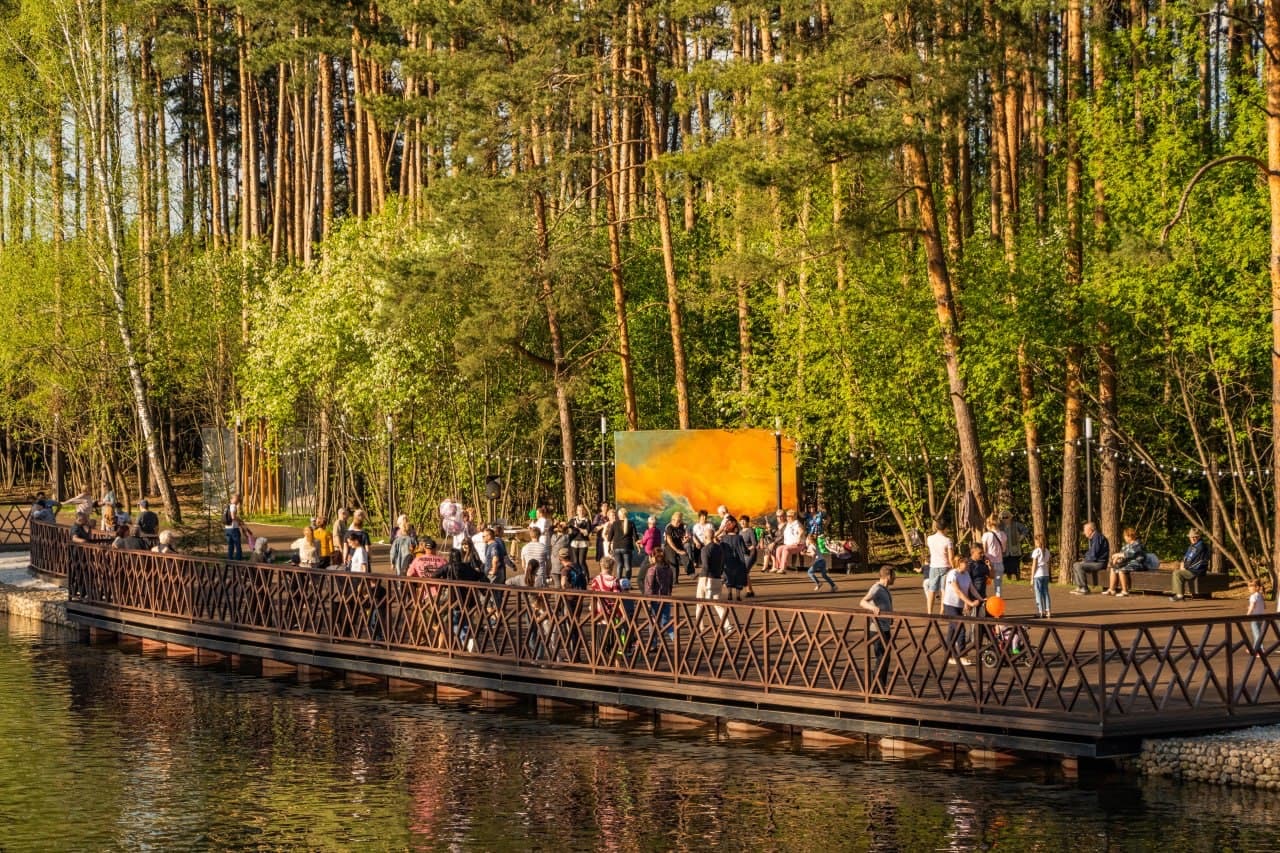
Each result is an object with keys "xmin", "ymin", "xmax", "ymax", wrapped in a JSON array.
[
  {"xmin": 0, "ymin": 504, "xmax": 29, "ymax": 550},
  {"xmin": 32, "ymin": 519, "xmax": 1280, "ymax": 741}
]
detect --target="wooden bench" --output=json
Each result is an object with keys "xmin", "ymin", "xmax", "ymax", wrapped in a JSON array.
[{"xmin": 1125, "ymin": 568, "xmax": 1231, "ymax": 599}]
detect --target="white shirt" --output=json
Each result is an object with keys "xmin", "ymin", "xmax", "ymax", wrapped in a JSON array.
[
  {"xmin": 349, "ymin": 547, "xmax": 369, "ymax": 573},
  {"xmin": 942, "ymin": 569, "xmax": 972, "ymax": 609},
  {"xmin": 471, "ymin": 532, "xmax": 487, "ymax": 561},
  {"xmin": 926, "ymin": 532, "xmax": 953, "ymax": 569},
  {"xmin": 1032, "ymin": 546, "xmax": 1051, "ymax": 578},
  {"xmin": 982, "ymin": 529, "xmax": 1006, "ymax": 565},
  {"xmin": 693, "ymin": 522, "xmax": 715, "ymax": 546},
  {"xmin": 782, "ymin": 520, "xmax": 803, "ymax": 547},
  {"xmin": 1248, "ymin": 592, "xmax": 1264, "ymax": 616}
]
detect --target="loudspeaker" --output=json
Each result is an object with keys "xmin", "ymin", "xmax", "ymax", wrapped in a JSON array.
[{"xmin": 484, "ymin": 476, "xmax": 502, "ymax": 500}]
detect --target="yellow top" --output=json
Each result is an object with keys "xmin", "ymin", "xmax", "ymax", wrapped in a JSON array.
[{"xmin": 314, "ymin": 527, "xmax": 333, "ymax": 558}]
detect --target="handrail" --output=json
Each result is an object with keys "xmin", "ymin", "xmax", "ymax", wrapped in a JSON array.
[
  {"xmin": 0, "ymin": 503, "xmax": 31, "ymax": 547},
  {"xmin": 34, "ymin": 519, "xmax": 1280, "ymax": 737}
]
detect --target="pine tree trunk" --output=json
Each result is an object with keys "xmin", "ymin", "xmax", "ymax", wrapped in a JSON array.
[
  {"xmin": 532, "ymin": 188, "xmax": 578, "ymax": 511},
  {"xmin": 1059, "ymin": 0, "xmax": 1086, "ymax": 581},
  {"xmin": 639, "ymin": 28, "xmax": 690, "ymax": 429},
  {"xmin": 1265, "ymin": 0, "xmax": 1280, "ymax": 589}
]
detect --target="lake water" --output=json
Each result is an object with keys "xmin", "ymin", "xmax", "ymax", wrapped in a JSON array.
[{"xmin": 2, "ymin": 613, "xmax": 1278, "ymax": 851}]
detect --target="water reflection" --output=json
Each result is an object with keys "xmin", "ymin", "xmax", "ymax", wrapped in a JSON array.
[{"xmin": 1, "ymin": 613, "xmax": 1279, "ymax": 851}]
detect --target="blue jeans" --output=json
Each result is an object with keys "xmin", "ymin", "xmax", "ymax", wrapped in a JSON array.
[
  {"xmin": 225, "ymin": 526, "xmax": 242, "ymax": 560},
  {"xmin": 808, "ymin": 561, "xmax": 835, "ymax": 589},
  {"xmin": 612, "ymin": 549, "xmax": 634, "ymax": 581},
  {"xmin": 1033, "ymin": 576, "xmax": 1051, "ymax": 615},
  {"xmin": 647, "ymin": 601, "xmax": 673, "ymax": 644},
  {"xmin": 943, "ymin": 603, "xmax": 967, "ymax": 656}
]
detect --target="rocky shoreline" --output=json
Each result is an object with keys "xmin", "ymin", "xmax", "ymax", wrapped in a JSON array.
[
  {"xmin": 0, "ymin": 553, "xmax": 72, "ymax": 628},
  {"xmin": 1134, "ymin": 727, "xmax": 1280, "ymax": 790}
]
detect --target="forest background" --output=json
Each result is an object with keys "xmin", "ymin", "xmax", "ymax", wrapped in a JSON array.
[{"xmin": 0, "ymin": 0, "xmax": 1277, "ymax": 583}]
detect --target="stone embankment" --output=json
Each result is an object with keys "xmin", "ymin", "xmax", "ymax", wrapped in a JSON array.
[
  {"xmin": 1135, "ymin": 726, "xmax": 1280, "ymax": 790},
  {"xmin": 0, "ymin": 553, "xmax": 71, "ymax": 627}
]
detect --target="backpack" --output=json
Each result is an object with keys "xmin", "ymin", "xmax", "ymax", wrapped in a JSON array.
[
  {"xmin": 566, "ymin": 564, "xmax": 588, "ymax": 590},
  {"xmin": 1143, "ymin": 551, "xmax": 1159, "ymax": 571},
  {"xmin": 222, "ymin": 505, "xmax": 233, "ymax": 527}
]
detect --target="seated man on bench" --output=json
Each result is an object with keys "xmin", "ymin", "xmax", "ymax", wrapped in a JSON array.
[
  {"xmin": 1070, "ymin": 521, "xmax": 1109, "ymax": 595},
  {"xmin": 1169, "ymin": 528, "xmax": 1210, "ymax": 602}
]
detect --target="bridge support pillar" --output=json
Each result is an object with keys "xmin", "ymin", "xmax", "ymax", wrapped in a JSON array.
[
  {"xmin": 801, "ymin": 728, "xmax": 859, "ymax": 745},
  {"xmin": 723, "ymin": 720, "xmax": 777, "ymax": 738},
  {"xmin": 295, "ymin": 664, "xmax": 337, "ymax": 683},
  {"xmin": 657, "ymin": 711, "xmax": 709, "ymax": 729},
  {"xmin": 597, "ymin": 705, "xmax": 643, "ymax": 720},
  {"xmin": 435, "ymin": 683, "xmax": 478, "ymax": 699}
]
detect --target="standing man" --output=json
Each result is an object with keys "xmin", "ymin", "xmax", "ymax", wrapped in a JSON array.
[
  {"xmin": 1169, "ymin": 529, "xmax": 1211, "ymax": 602},
  {"xmin": 999, "ymin": 510, "xmax": 1028, "ymax": 581},
  {"xmin": 135, "ymin": 500, "xmax": 159, "ymax": 537},
  {"xmin": 521, "ymin": 524, "xmax": 550, "ymax": 587},
  {"xmin": 924, "ymin": 520, "xmax": 953, "ymax": 615},
  {"xmin": 483, "ymin": 526, "xmax": 508, "ymax": 585},
  {"xmin": 1070, "ymin": 521, "xmax": 1110, "ymax": 595},
  {"xmin": 860, "ymin": 567, "xmax": 896, "ymax": 691}
]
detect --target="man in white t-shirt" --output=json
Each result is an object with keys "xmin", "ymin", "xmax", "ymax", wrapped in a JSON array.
[{"xmin": 924, "ymin": 521, "xmax": 953, "ymax": 615}]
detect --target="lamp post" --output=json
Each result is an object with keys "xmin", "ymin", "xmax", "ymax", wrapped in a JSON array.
[
  {"xmin": 385, "ymin": 413, "xmax": 395, "ymax": 537},
  {"xmin": 600, "ymin": 415, "xmax": 608, "ymax": 506},
  {"xmin": 1084, "ymin": 415, "xmax": 1093, "ymax": 524},
  {"xmin": 774, "ymin": 417, "xmax": 784, "ymax": 512}
]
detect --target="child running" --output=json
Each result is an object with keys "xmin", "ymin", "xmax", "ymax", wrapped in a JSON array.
[
  {"xmin": 1031, "ymin": 534, "xmax": 1052, "ymax": 618},
  {"xmin": 805, "ymin": 534, "xmax": 837, "ymax": 593}
]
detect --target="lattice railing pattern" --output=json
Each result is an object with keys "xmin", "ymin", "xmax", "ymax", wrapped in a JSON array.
[
  {"xmin": 0, "ymin": 504, "xmax": 30, "ymax": 547},
  {"xmin": 53, "ymin": 536, "xmax": 1280, "ymax": 731}
]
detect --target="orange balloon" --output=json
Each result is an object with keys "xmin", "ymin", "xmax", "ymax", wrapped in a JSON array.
[{"xmin": 985, "ymin": 595, "xmax": 1006, "ymax": 619}]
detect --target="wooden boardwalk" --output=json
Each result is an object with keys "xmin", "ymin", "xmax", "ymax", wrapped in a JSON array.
[{"xmin": 22, "ymin": 517, "xmax": 1280, "ymax": 758}]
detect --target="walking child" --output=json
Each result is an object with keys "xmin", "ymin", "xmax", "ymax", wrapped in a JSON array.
[
  {"xmin": 1248, "ymin": 579, "xmax": 1266, "ymax": 657},
  {"xmin": 1031, "ymin": 534, "xmax": 1052, "ymax": 618}
]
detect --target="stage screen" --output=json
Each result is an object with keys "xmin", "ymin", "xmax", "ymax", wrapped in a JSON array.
[{"xmin": 613, "ymin": 429, "xmax": 798, "ymax": 522}]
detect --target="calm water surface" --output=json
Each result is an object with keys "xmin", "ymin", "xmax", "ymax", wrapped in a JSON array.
[{"xmin": 1, "ymin": 614, "xmax": 1278, "ymax": 851}]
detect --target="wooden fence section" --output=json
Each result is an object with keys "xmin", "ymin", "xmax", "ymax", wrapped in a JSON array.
[
  {"xmin": 0, "ymin": 504, "xmax": 29, "ymax": 549},
  {"xmin": 31, "ymin": 520, "xmax": 1280, "ymax": 751}
]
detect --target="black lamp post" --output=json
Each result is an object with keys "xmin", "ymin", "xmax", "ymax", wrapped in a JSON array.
[
  {"xmin": 600, "ymin": 415, "xmax": 608, "ymax": 505},
  {"xmin": 774, "ymin": 417, "xmax": 784, "ymax": 512}
]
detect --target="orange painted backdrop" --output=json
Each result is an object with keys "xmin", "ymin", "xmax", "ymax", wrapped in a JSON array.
[{"xmin": 613, "ymin": 429, "xmax": 798, "ymax": 521}]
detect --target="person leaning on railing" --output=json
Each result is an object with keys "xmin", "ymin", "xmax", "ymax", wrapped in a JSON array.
[
  {"xmin": 70, "ymin": 511, "xmax": 93, "ymax": 544},
  {"xmin": 1169, "ymin": 529, "xmax": 1211, "ymax": 602}
]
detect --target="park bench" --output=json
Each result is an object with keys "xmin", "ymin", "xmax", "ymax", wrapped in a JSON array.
[{"xmin": 1125, "ymin": 567, "xmax": 1231, "ymax": 599}]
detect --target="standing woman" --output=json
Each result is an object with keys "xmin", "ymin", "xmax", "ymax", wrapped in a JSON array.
[
  {"xmin": 550, "ymin": 521, "xmax": 573, "ymax": 570},
  {"xmin": 569, "ymin": 504, "xmax": 592, "ymax": 571},
  {"xmin": 607, "ymin": 507, "xmax": 637, "ymax": 583},
  {"xmin": 738, "ymin": 514, "xmax": 758, "ymax": 599},
  {"xmin": 719, "ymin": 517, "xmax": 750, "ymax": 601},
  {"xmin": 663, "ymin": 511, "xmax": 689, "ymax": 583},
  {"xmin": 593, "ymin": 502, "xmax": 610, "ymax": 563}
]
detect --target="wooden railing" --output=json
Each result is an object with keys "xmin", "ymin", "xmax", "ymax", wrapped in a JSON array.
[
  {"xmin": 0, "ymin": 504, "xmax": 30, "ymax": 549},
  {"xmin": 33, "ymin": 521, "xmax": 1280, "ymax": 741}
]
